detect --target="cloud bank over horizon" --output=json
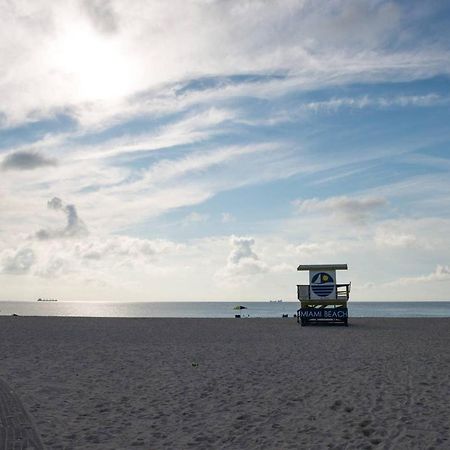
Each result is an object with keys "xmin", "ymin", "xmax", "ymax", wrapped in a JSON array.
[{"xmin": 1, "ymin": 0, "xmax": 450, "ymax": 301}]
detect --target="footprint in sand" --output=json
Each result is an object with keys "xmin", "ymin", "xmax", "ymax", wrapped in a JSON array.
[
  {"xmin": 330, "ymin": 400, "xmax": 342, "ymax": 411},
  {"xmin": 359, "ymin": 419, "xmax": 371, "ymax": 428}
]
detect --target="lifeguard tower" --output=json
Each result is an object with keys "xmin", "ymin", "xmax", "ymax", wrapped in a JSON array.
[{"xmin": 296, "ymin": 264, "xmax": 351, "ymax": 326}]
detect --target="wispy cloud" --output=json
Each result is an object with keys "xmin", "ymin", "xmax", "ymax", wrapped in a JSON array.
[
  {"xmin": 1, "ymin": 1, "xmax": 450, "ymax": 301},
  {"xmin": 36, "ymin": 197, "xmax": 88, "ymax": 239},
  {"xmin": 293, "ymin": 195, "xmax": 387, "ymax": 224},
  {"xmin": 182, "ymin": 212, "xmax": 209, "ymax": 226},
  {"xmin": 1, "ymin": 1, "xmax": 449, "ymax": 127},
  {"xmin": 301, "ymin": 94, "xmax": 446, "ymax": 113},
  {"xmin": 388, "ymin": 265, "xmax": 450, "ymax": 286},
  {"xmin": 73, "ymin": 107, "xmax": 236, "ymax": 161},
  {"xmin": 221, "ymin": 212, "xmax": 235, "ymax": 223}
]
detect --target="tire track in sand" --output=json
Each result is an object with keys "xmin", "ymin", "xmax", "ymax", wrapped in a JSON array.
[{"xmin": 0, "ymin": 378, "xmax": 44, "ymax": 450}]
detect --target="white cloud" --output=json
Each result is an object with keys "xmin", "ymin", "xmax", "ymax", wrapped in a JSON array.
[
  {"xmin": 293, "ymin": 195, "xmax": 387, "ymax": 224},
  {"xmin": 1, "ymin": 221, "xmax": 450, "ymax": 301},
  {"xmin": 73, "ymin": 107, "xmax": 236, "ymax": 161},
  {"xmin": 182, "ymin": 212, "xmax": 209, "ymax": 226},
  {"xmin": 228, "ymin": 236, "xmax": 259, "ymax": 266},
  {"xmin": 0, "ymin": 142, "xmax": 294, "ymax": 236},
  {"xmin": 1, "ymin": 1, "xmax": 450, "ymax": 303},
  {"xmin": 1, "ymin": 1, "xmax": 449, "ymax": 127},
  {"xmin": 388, "ymin": 265, "xmax": 450, "ymax": 286},
  {"xmin": 36, "ymin": 197, "xmax": 88, "ymax": 239},
  {"xmin": 0, "ymin": 233, "xmax": 183, "ymax": 282},
  {"xmin": 221, "ymin": 212, "xmax": 235, "ymax": 223},
  {"xmin": 301, "ymin": 94, "xmax": 445, "ymax": 113},
  {"xmin": 82, "ymin": 0, "xmax": 119, "ymax": 35},
  {"xmin": 74, "ymin": 236, "xmax": 180, "ymax": 262},
  {"xmin": 374, "ymin": 228, "xmax": 417, "ymax": 248},
  {"xmin": 373, "ymin": 218, "xmax": 450, "ymax": 251},
  {"xmin": 216, "ymin": 235, "xmax": 268, "ymax": 286},
  {"xmin": 1, "ymin": 247, "xmax": 35, "ymax": 274},
  {"xmin": 289, "ymin": 240, "xmax": 358, "ymax": 258}
]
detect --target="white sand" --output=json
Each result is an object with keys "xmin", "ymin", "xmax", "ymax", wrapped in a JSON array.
[{"xmin": 0, "ymin": 317, "xmax": 449, "ymax": 449}]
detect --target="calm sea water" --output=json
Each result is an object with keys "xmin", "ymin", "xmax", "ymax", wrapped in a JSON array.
[{"xmin": 1, "ymin": 301, "xmax": 450, "ymax": 318}]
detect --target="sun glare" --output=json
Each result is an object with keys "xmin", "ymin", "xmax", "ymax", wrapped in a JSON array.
[{"xmin": 52, "ymin": 23, "xmax": 136, "ymax": 101}]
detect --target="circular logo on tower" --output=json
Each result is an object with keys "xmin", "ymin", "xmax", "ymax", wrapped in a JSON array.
[{"xmin": 311, "ymin": 272, "xmax": 334, "ymax": 297}]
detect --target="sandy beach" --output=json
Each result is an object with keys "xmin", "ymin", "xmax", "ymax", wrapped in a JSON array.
[{"xmin": 0, "ymin": 317, "xmax": 449, "ymax": 449}]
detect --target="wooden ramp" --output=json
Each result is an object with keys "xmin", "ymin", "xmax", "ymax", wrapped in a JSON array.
[{"xmin": 0, "ymin": 378, "xmax": 44, "ymax": 450}]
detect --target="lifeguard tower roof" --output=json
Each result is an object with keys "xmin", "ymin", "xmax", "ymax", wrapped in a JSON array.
[{"xmin": 297, "ymin": 264, "xmax": 348, "ymax": 271}]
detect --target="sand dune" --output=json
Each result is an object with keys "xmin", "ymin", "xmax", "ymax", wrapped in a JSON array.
[{"xmin": 0, "ymin": 317, "xmax": 449, "ymax": 449}]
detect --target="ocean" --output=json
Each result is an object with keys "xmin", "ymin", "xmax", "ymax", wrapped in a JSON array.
[{"xmin": 1, "ymin": 301, "xmax": 450, "ymax": 318}]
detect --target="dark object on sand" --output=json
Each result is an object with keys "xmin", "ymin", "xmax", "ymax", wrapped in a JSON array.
[
  {"xmin": 11, "ymin": 313, "xmax": 19, "ymax": 317},
  {"xmin": 234, "ymin": 314, "xmax": 241, "ymax": 318},
  {"xmin": 282, "ymin": 314, "xmax": 289, "ymax": 318}
]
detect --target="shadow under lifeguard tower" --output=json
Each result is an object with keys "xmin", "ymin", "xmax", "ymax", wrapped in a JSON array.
[{"xmin": 296, "ymin": 264, "xmax": 351, "ymax": 326}]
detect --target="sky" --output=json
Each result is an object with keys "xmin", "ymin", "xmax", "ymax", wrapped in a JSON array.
[{"xmin": 1, "ymin": 0, "xmax": 450, "ymax": 302}]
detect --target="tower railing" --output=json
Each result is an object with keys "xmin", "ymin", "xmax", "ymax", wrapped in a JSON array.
[{"xmin": 297, "ymin": 283, "xmax": 351, "ymax": 301}]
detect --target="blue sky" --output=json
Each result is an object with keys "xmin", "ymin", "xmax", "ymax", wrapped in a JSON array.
[{"xmin": 1, "ymin": 0, "xmax": 450, "ymax": 301}]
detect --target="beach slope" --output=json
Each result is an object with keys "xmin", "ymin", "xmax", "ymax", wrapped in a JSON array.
[{"xmin": 0, "ymin": 317, "xmax": 449, "ymax": 449}]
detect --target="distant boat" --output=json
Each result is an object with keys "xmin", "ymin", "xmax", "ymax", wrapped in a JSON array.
[
  {"xmin": 233, "ymin": 305, "xmax": 247, "ymax": 310},
  {"xmin": 37, "ymin": 298, "xmax": 58, "ymax": 302},
  {"xmin": 269, "ymin": 299, "xmax": 283, "ymax": 303}
]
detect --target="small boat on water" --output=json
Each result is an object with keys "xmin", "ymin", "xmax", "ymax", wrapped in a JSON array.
[
  {"xmin": 269, "ymin": 299, "xmax": 283, "ymax": 303},
  {"xmin": 37, "ymin": 298, "xmax": 58, "ymax": 302}
]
